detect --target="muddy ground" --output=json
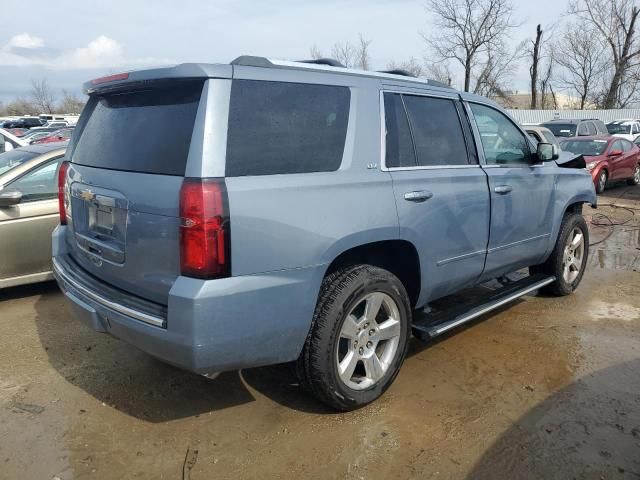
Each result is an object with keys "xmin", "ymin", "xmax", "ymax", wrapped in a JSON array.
[{"xmin": 1, "ymin": 185, "xmax": 639, "ymax": 480}]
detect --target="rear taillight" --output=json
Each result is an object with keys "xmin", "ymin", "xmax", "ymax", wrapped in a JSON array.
[
  {"xmin": 57, "ymin": 161, "xmax": 70, "ymax": 225},
  {"xmin": 179, "ymin": 178, "xmax": 230, "ymax": 279}
]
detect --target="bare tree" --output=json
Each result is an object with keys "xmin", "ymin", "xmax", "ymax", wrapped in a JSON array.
[
  {"xmin": 539, "ymin": 59, "xmax": 555, "ymax": 109},
  {"xmin": 387, "ymin": 58, "xmax": 425, "ymax": 77},
  {"xmin": 309, "ymin": 44, "xmax": 323, "ymax": 60},
  {"xmin": 311, "ymin": 34, "xmax": 372, "ymax": 69},
  {"xmin": 473, "ymin": 44, "xmax": 520, "ymax": 99},
  {"xmin": 330, "ymin": 34, "xmax": 372, "ymax": 69},
  {"xmin": 529, "ymin": 25, "xmax": 543, "ymax": 108},
  {"xmin": 425, "ymin": 0, "xmax": 518, "ymax": 92},
  {"xmin": 58, "ymin": 90, "xmax": 86, "ymax": 114},
  {"xmin": 569, "ymin": 0, "xmax": 640, "ymax": 108},
  {"xmin": 554, "ymin": 23, "xmax": 608, "ymax": 109},
  {"xmin": 30, "ymin": 78, "xmax": 56, "ymax": 114},
  {"xmin": 425, "ymin": 62, "xmax": 454, "ymax": 86}
]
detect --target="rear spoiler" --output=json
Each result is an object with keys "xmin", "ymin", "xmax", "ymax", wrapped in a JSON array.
[{"xmin": 83, "ymin": 63, "xmax": 232, "ymax": 95}]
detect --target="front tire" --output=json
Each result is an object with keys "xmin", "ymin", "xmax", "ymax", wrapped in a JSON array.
[
  {"xmin": 297, "ymin": 265, "xmax": 411, "ymax": 411},
  {"xmin": 596, "ymin": 170, "xmax": 607, "ymax": 194},
  {"xmin": 530, "ymin": 213, "xmax": 589, "ymax": 296}
]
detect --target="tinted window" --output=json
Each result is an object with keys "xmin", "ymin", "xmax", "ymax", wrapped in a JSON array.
[
  {"xmin": 72, "ymin": 80, "xmax": 203, "ymax": 175},
  {"xmin": 5, "ymin": 159, "xmax": 59, "ymax": 202},
  {"xmin": 585, "ymin": 122, "xmax": 597, "ymax": 135},
  {"xmin": 402, "ymin": 95, "xmax": 468, "ymax": 166},
  {"xmin": 226, "ymin": 80, "xmax": 350, "ymax": 176},
  {"xmin": 470, "ymin": 103, "xmax": 530, "ymax": 165},
  {"xmin": 606, "ymin": 123, "xmax": 631, "ymax": 135},
  {"xmin": 0, "ymin": 149, "xmax": 39, "ymax": 175},
  {"xmin": 559, "ymin": 139, "xmax": 608, "ymax": 156},
  {"xmin": 577, "ymin": 123, "xmax": 589, "ymax": 136},
  {"xmin": 543, "ymin": 123, "xmax": 577, "ymax": 137},
  {"xmin": 383, "ymin": 93, "xmax": 416, "ymax": 168},
  {"xmin": 621, "ymin": 139, "xmax": 632, "ymax": 152}
]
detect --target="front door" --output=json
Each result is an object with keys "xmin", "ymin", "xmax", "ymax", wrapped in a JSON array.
[
  {"xmin": 0, "ymin": 159, "xmax": 60, "ymax": 284},
  {"xmin": 383, "ymin": 91, "xmax": 490, "ymax": 304},
  {"xmin": 467, "ymin": 103, "xmax": 556, "ymax": 280}
]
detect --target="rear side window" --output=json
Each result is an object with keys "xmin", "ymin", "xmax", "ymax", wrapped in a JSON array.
[
  {"xmin": 226, "ymin": 80, "xmax": 350, "ymax": 176},
  {"xmin": 586, "ymin": 122, "xmax": 596, "ymax": 135},
  {"xmin": 72, "ymin": 80, "xmax": 203, "ymax": 175},
  {"xmin": 402, "ymin": 95, "xmax": 469, "ymax": 166},
  {"xmin": 383, "ymin": 93, "xmax": 416, "ymax": 168}
]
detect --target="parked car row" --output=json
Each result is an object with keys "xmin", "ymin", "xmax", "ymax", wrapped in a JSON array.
[{"xmin": 524, "ymin": 117, "xmax": 640, "ymax": 193}]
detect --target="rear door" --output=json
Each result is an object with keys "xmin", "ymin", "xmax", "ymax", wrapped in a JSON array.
[
  {"xmin": 0, "ymin": 157, "xmax": 61, "ymax": 282},
  {"xmin": 64, "ymin": 80, "xmax": 205, "ymax": 304},
  {"xmin": 619, "ymin": 139, "xmax": 636, "ymax": 178},
  {"xmin": 384, "ymin": 91, "xmax": 490, "ymax": 302},
  {"xmin": 608, "ymin": 139, "xmax": 627, "ymax": 180},
  {"xmin": 467, "ymin": 102, "xmax": 556, "ymax": 279}
]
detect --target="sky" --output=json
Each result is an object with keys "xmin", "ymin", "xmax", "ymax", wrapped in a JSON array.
[{"xmin": 1, "ymin": 0, "xmax": 566, "ymax": 103}]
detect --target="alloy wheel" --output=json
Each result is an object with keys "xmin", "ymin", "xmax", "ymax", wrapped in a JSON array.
[
  {"xmin": 336, "ymin": 292, "xmax": 401, "ymax": 390},
  {"xmin": 562, "ymin": 227, "xmax": 585, "ymax": 284}
]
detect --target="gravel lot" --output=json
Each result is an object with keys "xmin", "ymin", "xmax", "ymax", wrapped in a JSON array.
[{"xmin": 1, "ymin": 185, "xmax": 639, "ymax": 480}]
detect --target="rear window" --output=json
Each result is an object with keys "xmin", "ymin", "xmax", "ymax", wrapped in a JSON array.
[
  {"xmin": 72, "ymin": 80, "xmax": 203, "ymax": 175},
  {"xmin": 226, "ymin": 80, "xmax": 350, "ymax": 176},
  {"xmin": 559, "ymin": 139, "xmax": 608, "ymax": 156},
  {"xmin": 606, "ymin": 123, "xmax": 632, "ymax": 135},
  {"xmin": 543, "ymin": 123, "xmax": 577, "ymax": 137}
]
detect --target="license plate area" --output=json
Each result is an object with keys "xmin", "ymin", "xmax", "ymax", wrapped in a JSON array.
[
  {"xmin": 70, "ymin": 184, "xmax": 129, "ymax": 265},
  {"xmin": 89, "ymin": 202, "xmax": 115, "ymax": 237}
]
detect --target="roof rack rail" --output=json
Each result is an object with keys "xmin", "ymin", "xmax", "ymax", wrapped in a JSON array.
[
  {"xmin": 231, "ymin": 55, "xmax": 274, "ymax": 67},
  {"xmin": 378, "ymin": 69, "xmax": 415, "ymax": 77},
  {"xmin": 298, "ymin": 58, "xmax": 345, "ymax": 68}
]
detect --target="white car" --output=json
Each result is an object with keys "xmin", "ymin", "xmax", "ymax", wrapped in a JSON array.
[
  {"xmin": 606, "ymin": 119, "xmax": 640, "ymax": 141},
  {"xmin": 0, "ymin": 128, "xmax": 28, "ymax": 153}
]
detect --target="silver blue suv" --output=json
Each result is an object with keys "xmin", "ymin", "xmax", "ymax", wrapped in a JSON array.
[{"xmin": 53, "ymin": 56, "xmax": 596, "ymax": 410}]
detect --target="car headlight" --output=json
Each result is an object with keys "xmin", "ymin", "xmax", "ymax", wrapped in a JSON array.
[{"xmin": 586, "ymin": 161, "xmax": 598, "ymax": 171}]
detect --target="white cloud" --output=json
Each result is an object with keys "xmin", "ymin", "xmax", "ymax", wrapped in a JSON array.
[
  {"xmin": 63, "ymin": 36, "xmax": 124, "ymax": 69},
  {"xmin": 2, "ymin": 33, "xmax": 44, "ymax": 51},
  {"xmin": 0, "ymin": 34, "xmax": 172, "ymax": 70}
]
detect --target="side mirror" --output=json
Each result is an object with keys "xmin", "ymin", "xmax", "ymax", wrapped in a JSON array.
[
  {"xmin": 536, "ymin": 142, "xmax": 558, "ymax": 162},
  {"xmin": 609, "ymin": 149, "xmax": 622, "ymax": 156},
  {"xmin": 0, "ymin": 190, "xmax": 22, "ymax": 207}
]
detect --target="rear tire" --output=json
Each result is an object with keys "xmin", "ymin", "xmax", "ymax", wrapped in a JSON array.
[
  {"xmin": 627, "ymin": 164, "xmax": 640, "ymax": 185},
  {"xmin": 530, "ymin": 213, "xmax": 589, "ymax": 296},
  {"xmin": 297, "ymin": 265, "xmax": 411, "ymax": 411},
  {"xmin": 596, "ymin": 170, "xmax": 607, "ymax": 194}
]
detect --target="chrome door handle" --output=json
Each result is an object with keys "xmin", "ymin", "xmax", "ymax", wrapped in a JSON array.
[
  {"xmin": 404, "ymin": 190, "xmax": 433, "ymax": 202},
  {"xmin": 494, "ymin": 185, "xmax": 512, "ymax": 194}
]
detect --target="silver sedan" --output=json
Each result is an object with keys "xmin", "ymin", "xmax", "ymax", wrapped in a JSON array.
[{"xmin": 0, "ymin": 143, "xmax": 66, "ymax": 288}]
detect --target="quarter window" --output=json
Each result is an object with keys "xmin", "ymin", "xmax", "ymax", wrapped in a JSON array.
[
  {"xmin": 470, "ymin": 103, "xmax": 530, "ymax": 165},
  {"xmin": 383, "ymin": 93, "xmax": 416, "ymax": 168},
  {"xmin": 226, "ymin": 80, "xmax": 350, "ymax": 176},
  {"xmin": 402, "ymin": 95, "xmax": 469, "ymax": 166}
]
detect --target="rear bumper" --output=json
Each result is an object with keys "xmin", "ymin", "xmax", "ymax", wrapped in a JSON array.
[{"xmin": 52, "ymin": 225, "xmax": 324, "ymax": 373}]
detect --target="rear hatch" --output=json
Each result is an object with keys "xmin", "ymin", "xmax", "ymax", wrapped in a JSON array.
[{"xmin": 65, "ymin": 79, "xmax": 205, "ymax": 305}]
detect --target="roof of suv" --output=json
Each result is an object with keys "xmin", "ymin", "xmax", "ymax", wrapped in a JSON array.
[
  {"xmin": 543, "ymin": 119, "xmax": 602, "ymax": 124},
  {"xmin": 84, "ymin": 55, "xmax": 483, "ymax": 96}
]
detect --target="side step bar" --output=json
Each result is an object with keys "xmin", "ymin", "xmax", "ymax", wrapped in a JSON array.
[{"xmin": 412, "ymin": 274, "xmax": 556, "ymax": 341}]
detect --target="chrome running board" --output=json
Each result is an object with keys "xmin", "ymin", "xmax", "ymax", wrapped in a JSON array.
[{"xmin": 412, "ymin": 274, "xmax": 556, "ymax": 340}]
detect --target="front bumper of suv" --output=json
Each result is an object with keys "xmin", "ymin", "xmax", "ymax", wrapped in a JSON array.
[{"xmin": 52, "ymin": 225, "xmax": 324, "ymax": 374}]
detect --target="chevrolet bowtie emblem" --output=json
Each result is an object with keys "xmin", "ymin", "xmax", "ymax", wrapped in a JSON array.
[{"xmin": 79, "ymin": 189, "xmax": 95, "ymax": 202}]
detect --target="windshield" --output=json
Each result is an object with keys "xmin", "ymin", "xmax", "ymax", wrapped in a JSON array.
[
  {"xmin": 0, "ymin": 149, "xmax": 39, "ymax": 175},
  {"xmin": 606, "ymin": 123, "xmax": 632, "ymax": 134},
  {"xmin": 560, "ymin": 139, "xmax": 609, "ymax": 157},
  {"xmin": 542, "ymin": 123, "xmax": 577, "ymax": 137}
]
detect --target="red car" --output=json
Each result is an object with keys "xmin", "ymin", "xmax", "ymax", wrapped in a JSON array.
[
  {"xmin": 31, "ymin": 127, "xmax": 74, "ymax": 145},
  {"xmin": 559, "ymin": 136, "xmax": 640, "ymax": 193}
]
